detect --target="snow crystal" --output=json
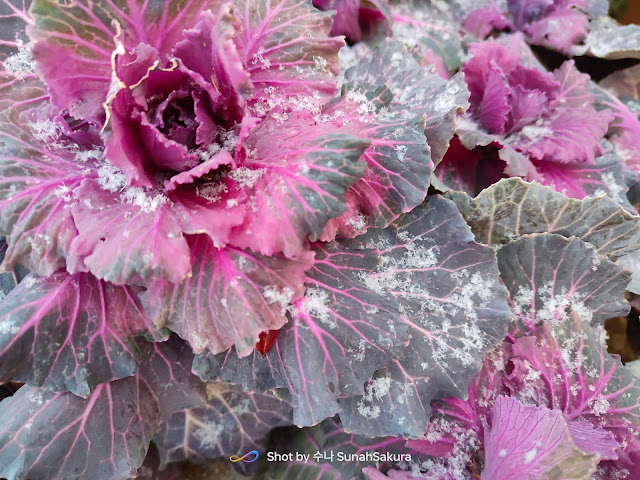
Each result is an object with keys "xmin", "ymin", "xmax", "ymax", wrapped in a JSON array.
[
  {"xmin": 120, "ymin": 186, "xmax": 167, "ymax": 213},
  {"xmin": 368, "ymin": 376, "xmax": 391, "ymax": 400},
  {"xmin": 4, "ymin": 42, "xmax": 35, "ymax": 77},
  {"xmin": 601, "ymin": 172, "xmax": 626, "ymax": 203},
  {"xmin": 198, "ymin": 143, "xmax": 221, "ymax": 161},
  {"xmin": 228, "ymin": 167, "xmax": 265, "ymax": 188},
  {"xmin": 98, "ymin": 161, "xmax": 168, "ymax": 212},
  {"xmin": 430, "ymin": 82, "xmax": 463, "ymax": 115},
  {"xmin": 357, "ymin": 402, "xmax": 381, "ymax": 420},
  {"xmin": 196, "ymin": 421, "xmax": 223, "ymax": 447},
  {"xmin": 520, "ymin": 123, "xmax": 552, "ymax": 142},
  {"xmin": 345, "ymin": 90, "xmax": 378, "ymax": 115},
  {"xmin": 345, "ymin": 212, "xmax": 367, "ymax": 232},
  {"xmin": 313, "ymin": 55, "xmax": 328, "ymax": 72},
  {"xmin": 352, "ymin": 339, "xmax": 367, "ymax": 362},
  {"xmin": 29, "ymin": 119, "xmax": 64, "ymax": 143},
  {"xmin": 197, "ymin": 183, "xmax": 228, "ymax": 203},
  {"xmin": 219, "ymin": 128, "xmax": 239, "ymax": 153},
  {"xmin": 498, "ymin": 449, "xmax": 507, "ymax": 457},
  {"xmin": 29, "ymin": 390, "xmax": 43, "ymax": 405},
  {"xmin": 74, "ymin": 146, "xmax": 104, "ymax": 163},
  {"xmin": 415, "ymin": 420, "xmax": 481, "ymax": 479},
  {"xmin": 54, "ymin": 184, "xmax": 73, "ymax": 202},
  {"xmin": 512, "ymin": 286, "xmax": 534, "ymax": 318},
  {"xmin": 21, "ymin": 276, "xmax": 39, "ymax": 288},
  {"xmin": 297, "ymin": 288, "xmax": 335, "ymax": 328},
  {"xmin": 532, "ymin": 282, "xmax": 593, "ymax": 326},
  {"xmin": 523, "ymin": 449, "xmax": 537, "ymax": 464},
  {"xmin": 356, "ymin": 376, "xmax": 392, "ymax": 419},
  {"xmin": 395, "ymin": 144, "xmax": 408, "ymax": 162},
  {"xmin": 588, "ymin": 395, "xmax": 611, "ymax": 417},
  {"xmin": 233, "ymin": 398, "xmax": 252, "ymax": 415},
  {"xmin": 251, "ymin": 48, "xmax": 271, "ymax": 70},
  {"xmin": 0, "ymin": 319, "xmax": 19, "ymax": 335},
  {"xmin": 263, "ymin": 285, "xmax": 295, "ymax": 315},
  {"xmin": 252, "ymin": 87, "xmax": 324, "ymax": 120},
  {"xmin": 97, "ymin": 162, "xmax": 128, "ymax": 192}
]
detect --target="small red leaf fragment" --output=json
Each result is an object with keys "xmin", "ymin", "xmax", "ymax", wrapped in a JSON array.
[{"xmin": 256, "ymin": 330, "xmax": 279, "ymax": 356}]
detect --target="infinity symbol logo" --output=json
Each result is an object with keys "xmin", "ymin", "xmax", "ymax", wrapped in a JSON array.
[{"xmin": 229, "ymin": 450, "xmax": 260, "ymax": 463}]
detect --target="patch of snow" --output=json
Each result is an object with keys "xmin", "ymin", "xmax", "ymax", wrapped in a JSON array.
[
  {"xmin": 523, "ymin": 449, "xmax": 537, "ymax": 464},
  {"xmin": 228, "ymin": 167, "xmax": 266, "ymax": 188},
  {"xmin": 263, "ymin": 285, "xmax": 295, "ymax": 315},
  {"xmin": 4, "ymin": 42, "xmax": 35, "ymax": 77},
  {"xmin": 297, "ymin": 287, "xmax": 335, "ymax": 328}
]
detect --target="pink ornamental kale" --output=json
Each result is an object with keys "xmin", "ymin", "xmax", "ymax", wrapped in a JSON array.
[
  {"xmin": 435, "ymin": 35, "xmax": 630, "ymax": 201},
  {"xmin": 0, "ymin": 0, "xmax": 468, "ymax": 360},
  {"xmin": 463, "ymin": 0, "xmax": 608, "ymax": 54},
  {"xmin": 364, "ymin": 319, "xmax": 640, "ymax": 480}
]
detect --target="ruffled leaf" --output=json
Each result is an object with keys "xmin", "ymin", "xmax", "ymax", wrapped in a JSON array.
[
  {"xmin": 482, "ymin": 396, "xmax": 599, "ymax": 480},
  {"xmin": 391, "ymin": 2, "xmax": 464, "ymax": 79},
  {"xmin": 69, "ymin": 178, "xmax": 192, "ymax": 285},
  {"xmin": 236, "ymin": 0, "xmax": 344, "ymax": 116},
  {"xmin": 193, "ymin": 240, "xmax": 410, "ymax": 427},
  {"xmin": 0, "ymin": 337, "xmax": 205, "ymax": 480},
  {"xmin": 144, "ymin": 234, "xmax": 313, "ymax": 357},
  {"xmin": 596, "ymin": 66, "xmax": 640, "ymax": 178},
  {"xmin": 321, "ymin": 39, "xmax": 468, "ymax": 239},
  {"xmin": 500, "ymin": 320, "xmax": 640, "ymax": 473},
  {"xmin": 313, "ymin": 0, "xmax": 391, "ymax": 43},
  {"xmin": 227, "ymin": 112, "xmax": 370, "ymax": 257},
  {"xmin": 498, "ymin": 233, "xmax": 630, "ymax": 330},
  {"xmin": 336, "ymin": 195, "xmax": 511, "ymax": 438},
  {"xmin": 447, "ymin": 178, "xmax": 640, "ymax": 260},
  {"xmin": 0, "ymin": 271, "xmax": 163, "ymax": 397},
  {"xmin": 28, "ymin": 0, "xmax": 218, "ymax": 122},
  {"xmin": 409, "ymin": 318, "xmax": 640, "ymax": 477},
  {"xmin": 532, "ymin": 145, "xmax": 632, "ymax": 206},
  {"xmin": 568, "ymin": 420, "xmax": 620, "ymax": 461},
  {"xmin": 0, "ymin": 95, "xmax": 96, "ymax": 276},
  {"xmin": 154, "ymin": 382, "xmax": 292, "ymax": 470},
  {"xmin": 514, "ymin": 61, "xmax": 612, "ymax": 165}
]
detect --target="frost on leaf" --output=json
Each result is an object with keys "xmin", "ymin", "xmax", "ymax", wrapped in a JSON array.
[
  {"xmin": 447, "ymin": 178, "xmax": 640, "ymax": 260},
  {"xmin": 193, "ymin": 241, "xmax": 410, "ymax": 427},
  {"xmin": 497, "ymin": 233, "xmax": 630, "ymax": 330},
  {"xmin": 0, "ymin": 338, "xmax": 205, "ymax": 480},
  {"xmin": 154, "ymin": 383, "xmax": 292, "ymax": 472},
  {"xmin": 69, "ymin": 179, "xmax": 192, "ymax": 285},
  {"xmin": 319, "ymin": 39, "xmax": 469, "ymax": 239},
  {"xmin": 575, "ymin": 16, "xmax": 640, "ymax": 60},
  {"xmin": 0, "ymin": 271, "xmax": 163, "ymax": 397},
  {"xmin": 0, "ymin": 107, "xmax": 97, "ymax": 276},
  {"xmin": 390, "ymin": 1, "xmax": 464, "ymax": 79},
  {"xmin": 337, "ymin": 195, "xmax": 511, "ymax": 438},
  {"xmin": 410, "ymin": 317, "xmax": 640, "ymax": 479},
  {"xmin": 226, "ymin": 112, "xmax": 370, "ymax": 257},
  {"xmin": 144, "ymin": 234, "xmax": 313, "ymax": 358}
]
